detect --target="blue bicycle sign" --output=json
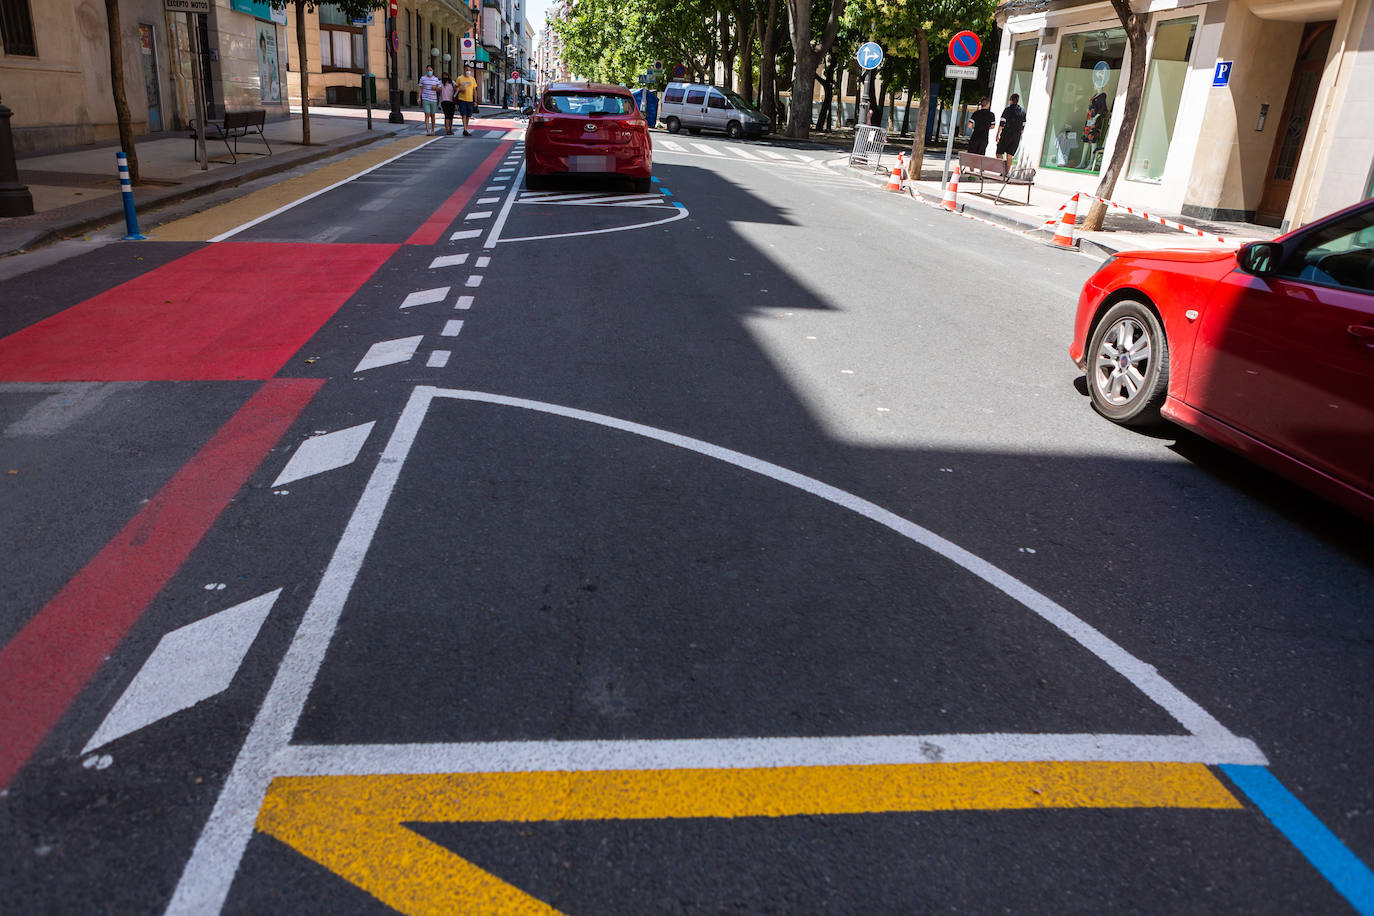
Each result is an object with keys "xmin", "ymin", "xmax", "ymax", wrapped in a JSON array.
[{"xmin": 856, "ymin": 42, "xmax": 883, "ymax": 71}]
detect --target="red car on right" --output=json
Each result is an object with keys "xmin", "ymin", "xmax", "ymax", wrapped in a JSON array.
[{"xmin": 1071, "ymin": 198, "xmax": 1374, "ymax": 521}]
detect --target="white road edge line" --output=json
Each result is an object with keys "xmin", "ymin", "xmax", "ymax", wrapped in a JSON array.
[
  {"xmin": 484, "ymin": 162, "xmax": 526, "ymax": 248},
  {"xmin": 208, "ymin": 137, "xmax": 443, "ymax": 242}
]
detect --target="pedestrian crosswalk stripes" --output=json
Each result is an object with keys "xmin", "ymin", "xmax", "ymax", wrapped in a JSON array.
[{"xmin": 691, "ymin": 142, "xmax": 725, "ymax": 156}]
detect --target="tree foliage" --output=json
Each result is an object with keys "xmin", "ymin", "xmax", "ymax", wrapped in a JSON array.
[{"xmin": 555, "ymin": 0, "xmax": 721, "ymax": 85}]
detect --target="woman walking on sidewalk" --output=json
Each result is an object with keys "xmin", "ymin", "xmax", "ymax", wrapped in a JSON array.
[{"xmin": 438, "ymin": 73, "xmax": 457, "ymax": 135}]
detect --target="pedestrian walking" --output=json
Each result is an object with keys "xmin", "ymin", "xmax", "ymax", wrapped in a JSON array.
[
  {"xmin": 966, "ymin": 97, "xmax": 995, "ymax": 157},
  {"xmin": 418, "ymin": 65, "xmax": 441, "ymax": 135},
  {"xmin": 438, "ymin": 73, "xmax": 457, "ymax": 135},
  {"xmin": 995, "ymin": 93, "xmax": 1026, "ymax": 167},
  {"xmin": 456, "ymin": 64, "xmax": 478, "ymax": 137}
]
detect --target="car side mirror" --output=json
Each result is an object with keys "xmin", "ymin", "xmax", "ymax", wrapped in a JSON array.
[{"xmin": 1238, "ymin": 241, "xmax": 1282, "ymax": 277}]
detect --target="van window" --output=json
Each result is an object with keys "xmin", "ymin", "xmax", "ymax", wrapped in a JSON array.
[
  {"xmin": 663, "ymin": 87, "xmax": 684, "ymax": 104},
  {"xmin": 685, "ymin": 89, "xmax": 706, "ymax": 106},
  {"xmin": 707, "ymin": 90, "xmax": 727, "ymax": 110}
]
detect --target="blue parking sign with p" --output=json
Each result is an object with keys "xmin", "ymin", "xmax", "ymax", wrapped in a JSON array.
[{"xmin": 1213, "ymin": 61, "xmax": 1233, "ymax": 87}]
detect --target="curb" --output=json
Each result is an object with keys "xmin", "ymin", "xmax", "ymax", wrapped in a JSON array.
[{"xmin": 2, "ymin": 128, "xmax": 404, "ymax": 257}]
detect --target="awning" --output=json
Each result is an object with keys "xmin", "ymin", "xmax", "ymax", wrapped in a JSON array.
[{"xmin": 474, "ymin": 47, "xmax": 490, "ymax": 62}]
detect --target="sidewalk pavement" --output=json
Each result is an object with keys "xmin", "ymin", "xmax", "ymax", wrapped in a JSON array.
[
  {"xmin": 827, "ymin": 150, "xmax": 1276, "ymax": 257},
  {"xmin": 0, "ymin": 108, "xmax": 441, "ymax": 257}
]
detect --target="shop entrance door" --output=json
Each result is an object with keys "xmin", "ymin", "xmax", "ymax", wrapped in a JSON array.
[{"xmin": 1255, "ymin": 20, "xmax": 1333, "ymax": 227}]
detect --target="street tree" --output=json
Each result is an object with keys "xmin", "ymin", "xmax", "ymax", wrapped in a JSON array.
[
  {"xmin": 104, "ymin": 0, "xmax": 139, "ymax": 183},
  {"xmin": 1079, "ymin": 0, "xmax": 1148, "ymax": 231},
  {"xmin": 270, "ymin": 1, "xmax": 382, "ymax": 146},
  {"xmin": 784, "ymin": 0, "xmax": 847, "ymax": 138}
]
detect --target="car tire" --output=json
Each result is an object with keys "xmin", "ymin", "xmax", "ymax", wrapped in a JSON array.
[
  {"xmin": 632, "ymin": 177, "xmax": 652, "ymax": 193},
  {"xmin": 666, "ymin": 117, "xmax": 681, "ymax": 134},
  {"xmin": 726, "ymin": 120, "xmax": 743, "ymax": 140},
  {"xmin": 687, "ymin": 126, "xmax": 701, "ymax": 135},
  {"xmin": 1086, "ymin": 300, "xmax": 1170, "ymax": 427}
]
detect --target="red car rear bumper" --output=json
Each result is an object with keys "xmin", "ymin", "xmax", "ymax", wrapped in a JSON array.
[{"xmin": 525, "ymin": 143, "xmax": 652, "ymax": 178}]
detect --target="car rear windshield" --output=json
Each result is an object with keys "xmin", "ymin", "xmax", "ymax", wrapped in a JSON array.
[{"xmin": 543, "ymin": 92, "xmax": 634, "ymax": 115}]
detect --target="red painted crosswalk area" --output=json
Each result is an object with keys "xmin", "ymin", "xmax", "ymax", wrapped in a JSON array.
[{"xmin": 0, "ymin": 242, "xmax": 396, "ymax": 382}]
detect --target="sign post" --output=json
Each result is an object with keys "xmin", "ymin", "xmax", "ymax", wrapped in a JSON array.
[
  {"xmin": 940, "ymin": 30, "xmax": 982, "ymax": 189},
  {"xmin": 855, "ymin": 42, "xmax": 883, "ymax": 128},
  {"xmin": 388, "ymin": 0, "xmax": 404, "ymax": 124}
]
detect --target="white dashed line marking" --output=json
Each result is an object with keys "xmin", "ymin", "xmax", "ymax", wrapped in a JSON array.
[
  {"xmin": 465, "ymin": 211, "xmax": 493, "ymax": 220},
  {"xmin": 475, "ymin": 256, "xmax": 490, "ymax": 267},
  {"xmin": 465, "ymin": 275, "xmax": 482, "ymax": 288},
  {"xmin": 426, "ymin": 350, "xmax": 450, "ymax": 368},
  {"xmin": 455, "ymin": 295, "xmax": 474, "ymax": 309},
  {"xmin": 450, "ymin": 229, "xmax": 482, "ymax": 240},
  {"xmin": 441, "ymin": 320, "xmax": 464, "ymax": 337}
]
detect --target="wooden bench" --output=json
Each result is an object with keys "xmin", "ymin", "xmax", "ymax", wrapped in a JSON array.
[
  {"xmin": 957, "ymin": 151, "xmax": 1035, "ymax": 204},
  {"xmin": 189, "ymin": 110, "xmax": 271, "ymax": 164}
]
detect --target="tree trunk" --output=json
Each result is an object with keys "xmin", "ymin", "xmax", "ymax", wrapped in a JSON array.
[
  {"xmin": 756, "ymin": 0, "xmax": 779, "ymax": 122},
  {"xmin": 814, "ymin": 68, "xmax": 833, "ymax": 131},
  {"xmin": 104, "ymin": 0, "xmax": 138, "ymax": 183},
  {"xmin": 720, "ymin": 12, "xmax": 734, "ymax": 91},
  {"xmin": 296, "ymin": 0, "xmax": 311, "ymax": 145},
  {"xmin": 900, "ymin": 66, "xmax": 913, "ymax": 135},
  {"xmin": 1082, "ymin": 0, "xmax": 1148, "ymax": 231},
  {"xmin": 736, "ymin": 2, "xmax": 755, "ymax": 104},
  {"xmin": 784, "ymin": 0, "xmax": 844, "ymax": 139},
  {"xmin": 904, "ymin": 30, "xmax": 929, "ymax": 181},
  {"xmin": 874, "ymin": 72, "xmax": 887, "ymax": 129}
]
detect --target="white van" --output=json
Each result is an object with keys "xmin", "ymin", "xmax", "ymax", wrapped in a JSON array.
[{"xmin": 659, "ymin": 82, "xmax": 771, "ymax": 140}]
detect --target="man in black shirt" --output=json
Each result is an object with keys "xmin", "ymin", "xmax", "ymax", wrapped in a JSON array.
[
  {"xmin": 966, "ymin": 97, "xmax": 995, "ymax": 156},
  {"xmin": 996, "ymin": 92, "xmax": 1027, "ymax": 166}
]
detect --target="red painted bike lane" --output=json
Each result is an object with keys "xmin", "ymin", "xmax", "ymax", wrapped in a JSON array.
[{"xmin": 0, "ymin": 241, "xmax": 395, "ymax": 789}]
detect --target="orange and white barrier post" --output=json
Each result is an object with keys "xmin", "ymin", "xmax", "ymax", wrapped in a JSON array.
[
  {"xmin": 885, "ymin": 164, "xmax": 903, "ymax": 193},
  {"xmin": 941, "ymin": 174, "xmax": 959, "ymax": 211},
  {"xmin": 1050, "ymin": 193, "xmax": 1080, "ymax": 248}
]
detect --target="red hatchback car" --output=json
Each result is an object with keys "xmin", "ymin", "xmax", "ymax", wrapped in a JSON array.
[
  {"xmin": 1071, "ymin": 198, "xmax": 1374, "ymax": 520},
  {"xmin": 525, "ymin": 82, "xmax": 652, "ymax": 192}
]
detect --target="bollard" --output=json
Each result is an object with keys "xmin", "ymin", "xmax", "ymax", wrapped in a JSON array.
[
  {"xmin": 0, "ymin": 103, "xmax": 35, "ymax": 217},
  {"xmin": 116, "ymin": 151, "xmax": 146, "ymax": 240}
]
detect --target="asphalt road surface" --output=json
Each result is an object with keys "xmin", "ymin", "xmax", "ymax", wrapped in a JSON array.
[{"xmin": 1, "ymin": 119, "xmax": 1371, "ymax": 915}]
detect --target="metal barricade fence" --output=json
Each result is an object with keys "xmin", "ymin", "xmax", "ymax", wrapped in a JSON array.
[{"xmin": 849, "ymin": 125, "xmax": 887, "ymax": 171}]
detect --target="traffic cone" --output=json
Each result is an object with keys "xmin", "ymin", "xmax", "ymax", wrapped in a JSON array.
[
  {"xmin": 942, "ymin": 174, "xmax": 959, "ymax": 211},
  {"xmin": 1050, "ymin": 193, "xmax": 1080, "ymax": 248},
  {"xmin": 885, "ymin": 165, "xmax": 902, "ymax": 192},
  {"xmin": 896, "ymin": 152, "xmax": 906, "ymax": 186}
]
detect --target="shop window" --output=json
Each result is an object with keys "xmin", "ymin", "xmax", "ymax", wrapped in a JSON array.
[
  {"xmin": 1127, "ymin": 18, "xmax": 1197, "ymax": 182},
  {"xmin": 1, "ymin": 0, "xmax": 37, "ymax": 56},
  {"xmin": 1006, "ymin": 38, "xmax": 1037, "ymax": 113},
  {"xmin": 1041, "ymin": 27, "xmax": 1126, "ymax": 174}
]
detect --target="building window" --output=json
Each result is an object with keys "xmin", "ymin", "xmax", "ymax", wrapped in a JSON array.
[
  {"xmin": 1041, "ymin": 27, "xmax": 1127, "ymax": 174},
  {"xmin": 1, "ymin": 0, "xmax": 37, "ymax": 56},
  {"xmin": 318, "ymin": 4, "xmax": 364, "ymax": 72},
  {"xmin": 1127, "ymin": 18, "xmax": 1197, "ymax": 183},
  {"xmin": 1006, "ymin": 38, "xmax": 1036, "ymax": 112}
]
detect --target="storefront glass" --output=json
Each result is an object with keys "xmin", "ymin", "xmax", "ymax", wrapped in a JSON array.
[
  {"xmin": 1041, "ymin": 27, "xmax": 1126, "ymax": 174},
  {"xmin": 1127, "ymin": 18, "xmax": 1196, "ymax": 182},
  {"xmin": 1007, "ymin": 38, "xmax": 1037, "ymax": 111}
]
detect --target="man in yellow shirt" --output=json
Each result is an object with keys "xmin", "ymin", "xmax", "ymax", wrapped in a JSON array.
[{"xmin": 455, "ymin": 65, "xmax": 479, "ymax": 137}]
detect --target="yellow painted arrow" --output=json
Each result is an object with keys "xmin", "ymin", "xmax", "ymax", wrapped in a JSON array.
[{"xmin": 256, "ymin": 761, "xmax": 1240, "ymax": 914}]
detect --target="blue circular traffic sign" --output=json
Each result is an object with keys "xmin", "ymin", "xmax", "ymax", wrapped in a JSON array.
[
  {"xmin": 948, "ymin": 30, "xmax": 981, "ymax": 66},
  {"xmin": 856, "ymin": 42, "xmax": 883, "ymax": 71}
]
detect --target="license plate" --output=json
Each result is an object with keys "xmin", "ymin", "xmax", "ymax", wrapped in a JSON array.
[{"xmin": 569, "ymin": 155, "xmax": 612, "ymax": 172}]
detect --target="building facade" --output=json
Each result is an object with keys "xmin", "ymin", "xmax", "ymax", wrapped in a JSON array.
[
  {"xmin": 1, "ymin": 0, "xmax": 289, "ymax": 157},
  {"xmin": 992, "ymin": 0, "xmax": 1374, "ymax": 229}
]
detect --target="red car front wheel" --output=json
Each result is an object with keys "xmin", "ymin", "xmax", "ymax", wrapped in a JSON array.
[{"xmin": 1087, "ymin": 300, "xmax": 1170, "ymax": 427}]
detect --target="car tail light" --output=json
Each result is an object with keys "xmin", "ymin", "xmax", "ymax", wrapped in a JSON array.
[
  {"xmin": 620, "ymin": 119, "xmax": 646, "ymax": 131},
  {"xmin": 531, "ymin": 115, "xmax": 548, "ymax": 128}
]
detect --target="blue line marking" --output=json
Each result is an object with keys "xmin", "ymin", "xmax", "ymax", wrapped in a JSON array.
[
  {"xmin": 1222, "ymin": 765, "xmax": 1374, "ymax": 915},
  {"xmin": 673, "ymin": 201, "xmax": 685, "ymax": 209},
  {"xmin": 661, "ymin": 188, "xmax": 673, "ymax": 196},
  {"xmin": 651, "ymin": 176, "xmax": 660, "ymax": 183}
]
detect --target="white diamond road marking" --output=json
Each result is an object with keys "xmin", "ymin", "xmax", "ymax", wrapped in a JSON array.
[
  {"xmin": 450, "ymin": 229, "xmax": 482, "ymax": 240},
  {"xmin": 429, "ymin": 253, "xmax": 469, "ymax": 269},
  {"xmin": 426, "ymin": 350, "xmax": 451, "ymax": 368},
  {"xmin": 441, "ymin": 319, "xmax": 464, "ymax": 337},
  {"xmin": 82, "ymin": 590, "xmax": 282, "ymax": 754},
  {"xmin": 455, "ymin": 295, "xmax": 474, "ymax": 309},
  {"xmin": 465, "ymin": 211, "xmax": 493, "ymax": 220},
  {"xmin": 354, "ymin": 335, "xmax": 424, "ymax": 372},
  {"xmin": 399, "ymin": 287, "xmax": 450, "ymax": 309},
  {"xmin": 272, "ymin": 421, "xmax": 376, "ymax": 487},
  {"xmin": 692, "ymin": 143, "xmax": 724, "ymax": 156},
  {"xmin": 465, "ymin": 275, "xmax": 483, "ymax": 288}
]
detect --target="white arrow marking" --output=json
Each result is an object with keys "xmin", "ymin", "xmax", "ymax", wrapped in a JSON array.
[
  {"xmin": 354, "ymin": 336, "xmax": 423, "ymax": 372},
  {"xmin": 82, "ymin": 590, "xmax": 282, "ymax": 754},
  {"xmin": 400, "ymin": 287, "xmax": 450, "ymax": 309},
  {"xmin": 271, "ymin": 421, "xmax": 376, "ymax": 487}
]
